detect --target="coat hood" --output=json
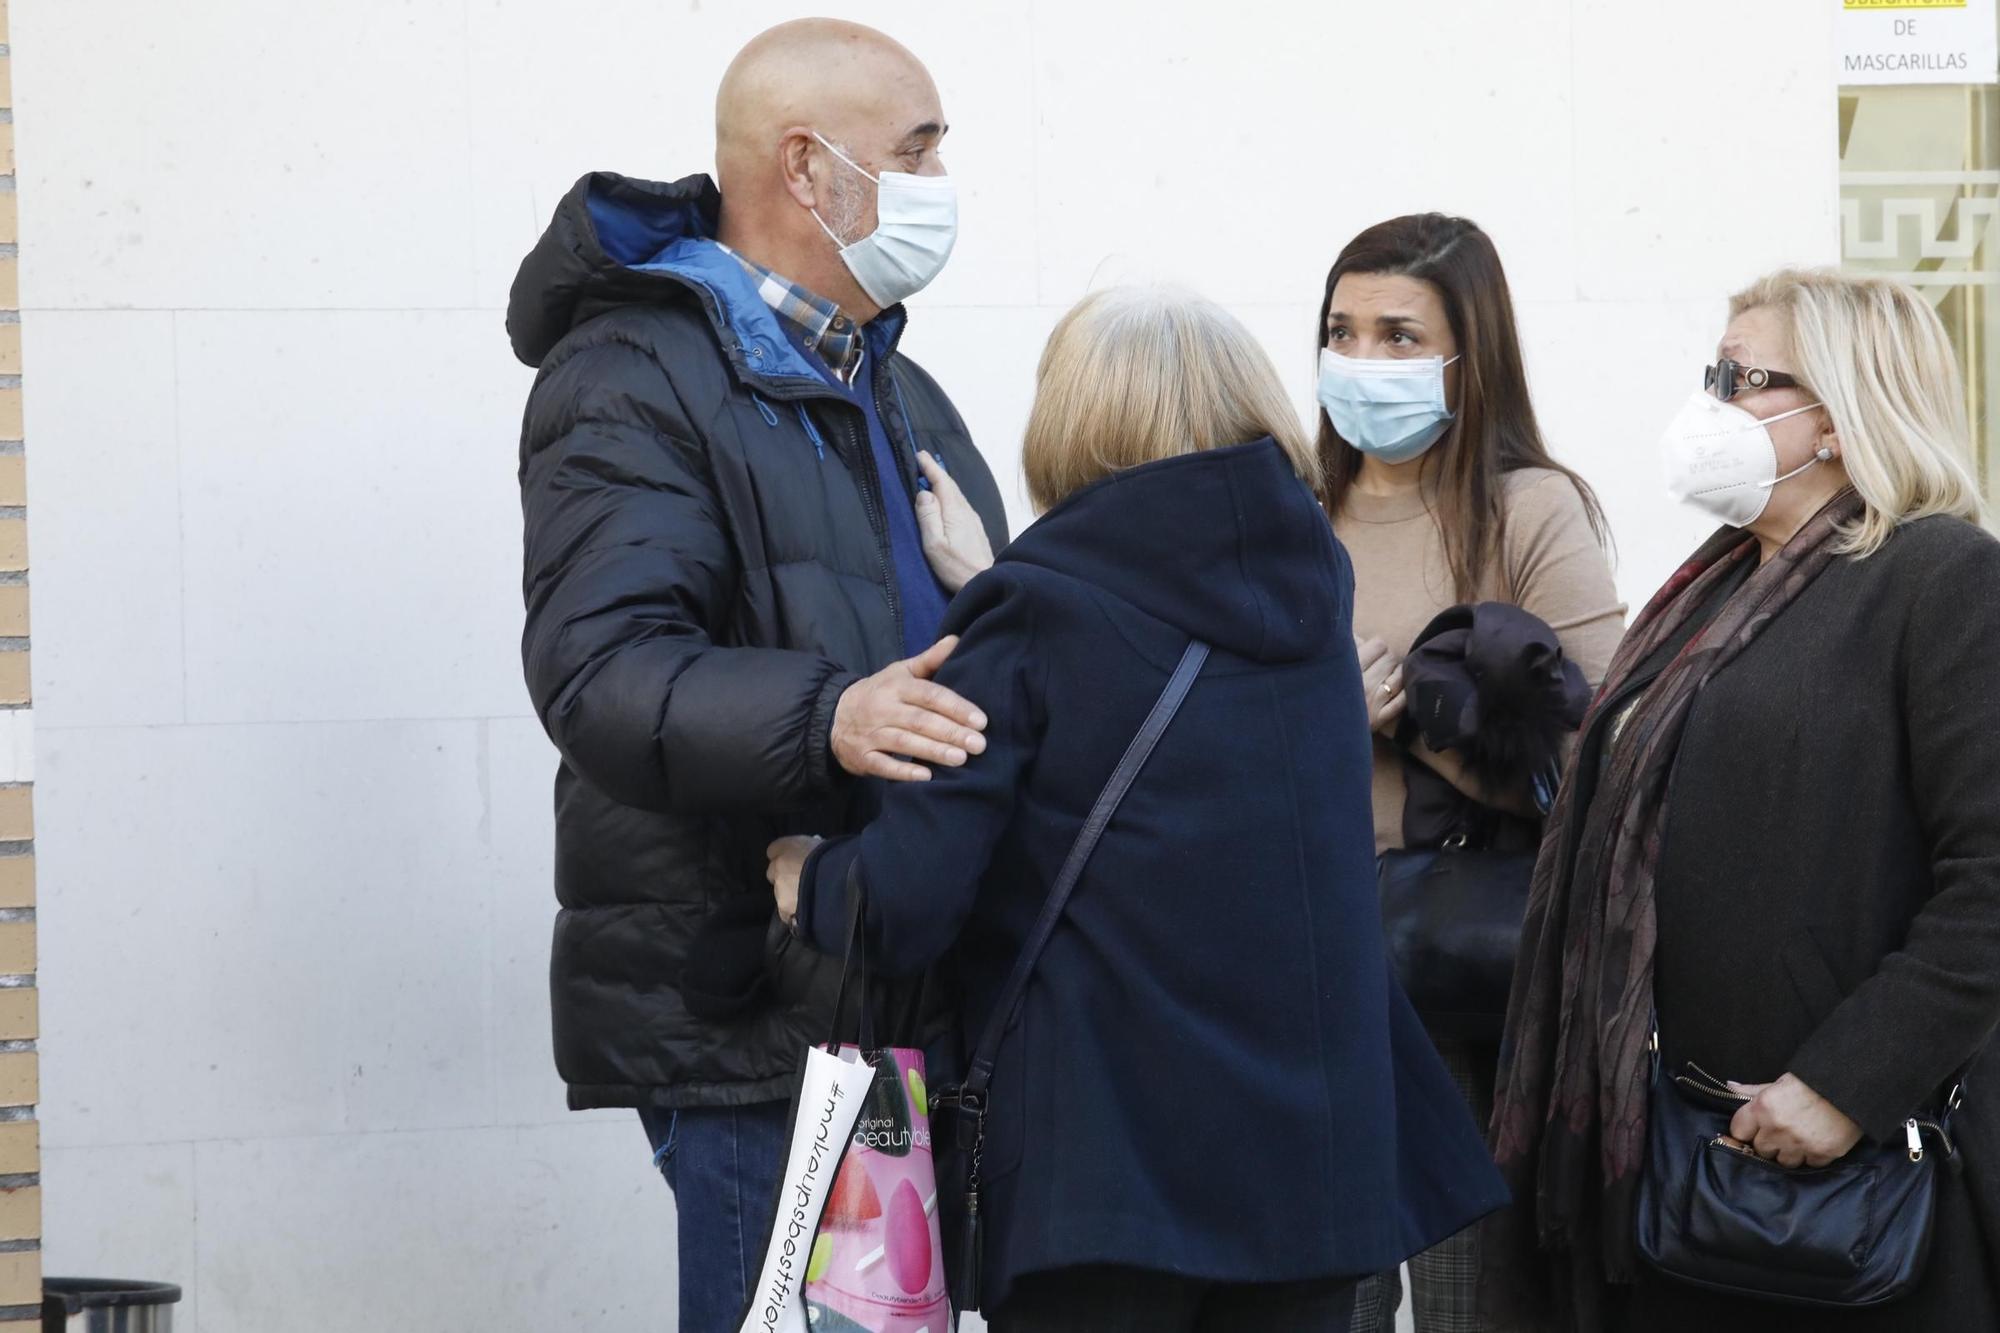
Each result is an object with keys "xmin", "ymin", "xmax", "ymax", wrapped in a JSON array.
[
  {"xmin": 999, "ymin": 440, "xmax": 1346, "ymax": 664},
  {"xmin": 505, "ymin": 171, "xmax": 896, "ymax": 392}
]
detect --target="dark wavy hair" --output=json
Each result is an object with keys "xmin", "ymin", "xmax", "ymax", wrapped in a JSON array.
[{"xmin": 1316, "ymin": 213, "xmax": 1607, "ymax": 600}]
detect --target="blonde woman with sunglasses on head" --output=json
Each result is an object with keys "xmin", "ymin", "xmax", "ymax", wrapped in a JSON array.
[{"xmin": 1488, "ymin": 269, "xmax": 2000, "ymax": 1332}]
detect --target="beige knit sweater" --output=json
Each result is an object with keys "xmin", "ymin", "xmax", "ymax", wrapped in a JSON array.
[{"xmin": 1334, "ymin": 468, "xmax": 1627, "ymax": 855}]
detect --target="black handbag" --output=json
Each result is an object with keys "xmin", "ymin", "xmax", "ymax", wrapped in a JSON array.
[
  {"xmin": 1377, "ymin": 601, "xmax": 1586, "ymax": 1043},
  {"xmin": 1377, "ymin": 844, "xmax": 1535, "ymax": 1043},
  {"xmin": 1635, "ymin": 1031, "xmax": 1961, "ymax": 1308},
  {"xmin": 932, "ymin": 640, "xmax": 1209, "ymax": 1312}
]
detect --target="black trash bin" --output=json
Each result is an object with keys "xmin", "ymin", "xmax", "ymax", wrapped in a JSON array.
[{"xmin": 42, "ymin": 1278, "xmax": 180, "ymax": 1332}]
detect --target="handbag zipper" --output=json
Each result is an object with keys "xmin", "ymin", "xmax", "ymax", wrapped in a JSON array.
[{"xmin": 1709, "ymin": 1120, "xmax": 1946, "ymax": 1166}]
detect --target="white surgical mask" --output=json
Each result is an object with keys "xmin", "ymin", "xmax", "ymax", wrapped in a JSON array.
[
  {"xmin": 1316, "ymin": 350, "xmax": 1461, "ymax": 464},
  {"xmin": 1658, "ymin": 389, "xmax": 1828, "ymax": 527},
  {"xmin": 811, "ymin": 133, "xmax": 957, "ymax": 309}
]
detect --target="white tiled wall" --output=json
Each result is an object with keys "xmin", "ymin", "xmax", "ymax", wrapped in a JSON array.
[
  {"xmin": 14, "ymin": 1, "xmax": 1837, "ymax": 1328},
  {"xmin": 172, "ymin": 310, "xmax": 529, "ymax": 725},
  {"xmin": 26, "ymin": 311, "xmax": 185, "ymax": 730}
]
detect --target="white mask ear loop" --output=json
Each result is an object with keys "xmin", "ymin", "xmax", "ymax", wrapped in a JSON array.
[
  {"xmin": 812, "ymin": 131, "xmax": 880, "ymax": 183},
  {"xmin": 809, "ymin": 206, "xmax": 849, "ymax": 250},
  {"xmin": 1751, "ymin": 403, "xmax": 1833, "ymax": 490},
  {"xmin": 806, "ymin": 132, "xmax": 877, "ymax": 250}
]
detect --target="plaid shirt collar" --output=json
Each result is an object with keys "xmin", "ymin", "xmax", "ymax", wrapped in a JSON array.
[{"xmin": 717, "ymin": 243, "xmax": 864, "ymax": 385}]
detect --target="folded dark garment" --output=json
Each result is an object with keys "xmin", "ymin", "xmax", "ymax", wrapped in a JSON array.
[{"xmin": 1400, "ymin": 601, "xmax": 1591, "ymax": 794}]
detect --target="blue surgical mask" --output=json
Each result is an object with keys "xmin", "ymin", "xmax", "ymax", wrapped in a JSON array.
[
  {"xmin": 1316, "ymin": 349, "xmax": 1461, "ymax": 464},
  {"xmin": 810, "ymin": 133, "xmax": 957, "ymax": 309}
]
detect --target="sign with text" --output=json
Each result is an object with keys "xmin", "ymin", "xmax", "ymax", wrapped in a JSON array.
[{"xmin": 1841, "ymin": 0, "xmax": 1999, "ymax": 85}]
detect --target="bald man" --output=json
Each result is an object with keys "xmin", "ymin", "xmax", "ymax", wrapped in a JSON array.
[{"xmin": 508, "ymin": 20, "xmax": 1006, "ymax": 1326}]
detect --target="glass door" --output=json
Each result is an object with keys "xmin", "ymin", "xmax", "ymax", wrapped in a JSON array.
[{"xmin": 1840, "ymin": 81, "xmax": 2000, "ymax": 500}]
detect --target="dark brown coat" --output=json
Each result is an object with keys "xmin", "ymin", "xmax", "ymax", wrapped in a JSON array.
[{"xmin": 1630, "ymin": 514, "xmax": 2000, "ymax": 1331}]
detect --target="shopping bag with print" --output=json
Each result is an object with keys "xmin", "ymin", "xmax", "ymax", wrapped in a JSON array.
[
  {"xmin": 803, "ymin": 1041, "xmax": 949, "ymax": 1333},
  {"xmin": 737, "ymin": 1041, "xmax": 877, "ymax": 1333}
]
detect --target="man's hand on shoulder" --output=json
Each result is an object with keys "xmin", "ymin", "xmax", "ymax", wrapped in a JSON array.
[{"xmin": 832, "ymin": 637, "xmax": 989, "ymax": 782}]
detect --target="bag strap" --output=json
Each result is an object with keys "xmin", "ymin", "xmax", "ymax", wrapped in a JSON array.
[
  {"xmin": 959, "ymin": 640, "xmax": 1209, "ymax": 1100},
  {"xmin": 823, "ymin": 864, "xmax": 878, "ymax": 1055}
]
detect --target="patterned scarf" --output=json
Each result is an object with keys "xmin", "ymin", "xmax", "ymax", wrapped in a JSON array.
[{"xmin": 1481, "ymin": 489, "xmax": 1866, "ymax": 1331}]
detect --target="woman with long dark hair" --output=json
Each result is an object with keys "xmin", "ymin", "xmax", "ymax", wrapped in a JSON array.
[{"xmin": 1316, "ymin": 214, "xmax": 1624, "ymax": 1333}]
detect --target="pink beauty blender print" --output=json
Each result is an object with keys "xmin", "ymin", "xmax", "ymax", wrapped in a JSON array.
[{"xmin": 884, "ymin": 1179, "xmax": 934, "ymax": 1296}]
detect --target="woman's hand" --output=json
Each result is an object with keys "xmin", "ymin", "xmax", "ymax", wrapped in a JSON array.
[
  {"xmin": 915, "ymin": 452, "xmax": 994, "ymax": 594},
  {"xmin": 1724, "ymin": 1072, "xmax": 1864, "ymax": 1168},
  {"xmin": 1361, "ymin": 633, "xmax": 1539, "ymax": 815},
  {"xmin": 765, "ymin": 836, "xmax": 823, "ymax": 933},
  {"xmin": 1358, "ymin": 636, "xmax": 1405, "ymax": 735}
]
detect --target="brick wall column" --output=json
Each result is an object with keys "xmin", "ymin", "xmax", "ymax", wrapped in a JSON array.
[{"xmin": 0, "ymin": 1, "xmax": 40, "ymax": 1327}]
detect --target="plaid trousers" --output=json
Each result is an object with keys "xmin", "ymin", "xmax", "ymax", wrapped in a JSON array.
[{"xmin": 1349, "ymin": 1037, "xmax": 1496, "ymax": 1333}]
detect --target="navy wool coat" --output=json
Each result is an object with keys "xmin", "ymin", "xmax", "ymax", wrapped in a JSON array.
[{"xmin": 799, "ymin": 440, "xmax": 1508, "ymax": 1306}]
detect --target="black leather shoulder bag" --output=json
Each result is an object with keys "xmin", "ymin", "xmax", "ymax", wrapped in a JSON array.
[
  {"xmin": 1635, "ymin": 1028, "xmax": 1961, "ymax": 1308},
  {"xmin": 1377, "ymin": 602, "xmax": 1586, "ymax": 1043},
  {"xmin": 1376, "ymin": 841, "xmax": 1536, "ymax": 1043}
]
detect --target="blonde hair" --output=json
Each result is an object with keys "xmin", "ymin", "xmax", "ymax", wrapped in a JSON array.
[
  {"xmin": 1022, "ymin": 286, "xmax": 1318, "ymax": 512},
  {"xmin": 1730, "ymin": 267, "xmax": 1985, "ymax": 555}
]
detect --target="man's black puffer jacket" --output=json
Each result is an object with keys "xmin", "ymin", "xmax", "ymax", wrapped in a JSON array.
[{"xmin": 510, "ymin": 171, "xmax": 1008, "ymax": 1110}]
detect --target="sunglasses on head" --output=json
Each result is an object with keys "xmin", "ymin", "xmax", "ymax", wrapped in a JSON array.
[{"xmin": 1704, "ymin": 359, "xmax": 1800, "ymax": 403}]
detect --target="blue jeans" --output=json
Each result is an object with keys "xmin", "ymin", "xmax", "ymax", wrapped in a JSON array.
[{"xmin": 639, "ymin": 1102, "xmax": 791, "ymax": 1333}]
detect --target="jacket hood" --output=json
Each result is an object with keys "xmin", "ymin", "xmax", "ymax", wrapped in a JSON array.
[
  {"xmin": 1000, "ymin": 440, "xmax": 1346, "ymax": 664},
  {"xmin": 506, "ymin": 171, "xmax": 887, "ymax": 388}
]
